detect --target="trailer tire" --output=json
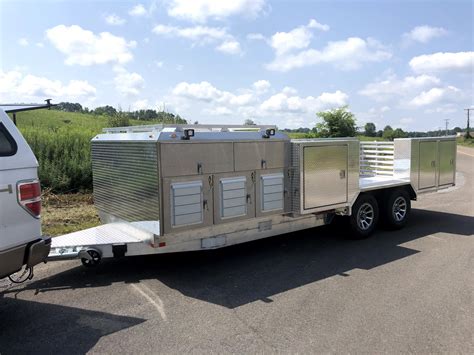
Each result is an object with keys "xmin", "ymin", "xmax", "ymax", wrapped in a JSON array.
[
  {"xmin": 383, "ymin": 189, "xmax": 411, "ymax": 230},
  {"xmin": 349, "ymin": 194, "xmax": 379, "ymax": 239}
]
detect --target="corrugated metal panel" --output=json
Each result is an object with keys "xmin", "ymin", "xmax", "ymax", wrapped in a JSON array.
[
  {"xmin": 219, "ymin": 176, "xmax": 247, "ymax": 218},
  {"xmin": 92, "ymin": 141, "xmax": 160, "ymax": 222}
]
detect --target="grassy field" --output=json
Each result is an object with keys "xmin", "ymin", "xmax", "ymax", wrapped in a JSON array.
[
  {"xmin": 457, "ymin": 137, "xmax": 474, "ymax": 147},
  {"xmin": 13, "ymin": 109, "xmax": 163, "ymax": 193},
  {"xmin": 42, "ymin": 192, "xmax": 99, "ymax": 236}
]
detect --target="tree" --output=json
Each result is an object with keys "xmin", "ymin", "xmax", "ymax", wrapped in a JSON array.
[
  {"xmin": 244, "ymin": 119, "xmax": 256, "ymax": 125},
  {"xmin": 382, "ymin": 125, "xmax": 393, "ymax": 140},
  {"xmin": 94, "ymin": 105, "xmax": 117, "ymax": 116},
  {"xmin": 364, "ymin": 122, "xmax": 376, "ymax": 137},
  {"xmin": 313, "ymin": 106, "xmax": 357, "ymax": 137},
  {"xmin": 376, "ymin": 130, "xmax": 383, "ymax": 137}
]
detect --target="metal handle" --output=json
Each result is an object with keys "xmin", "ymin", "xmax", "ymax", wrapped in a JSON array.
[
  {"xmin": 431, "ymin": 160, "xmax": 436, "ymax": 167},
  {"xmin": 246, "ymin": 194, "xmax": 252, "ymax": 204},
  {"xmin": 203, "ymin": 199, "xmax": 209, "ymax": 211},
  {"xmin": 339, "ymin": 170, "xmax": 346, "ymax": 179},
  {"xmin": 208, "ymin": 175, "xmax": 213, "ymax": 188},
  {"xmin": 261, "ymin": 159, "xmax": 267, "ymax": 169},
  {"xmin": 197, "ymin": 163, "xmax": 203, "ymax": 174},
  {"xmin": 0, "ymin": 184, "xmax": 12, "ymax": 194}
]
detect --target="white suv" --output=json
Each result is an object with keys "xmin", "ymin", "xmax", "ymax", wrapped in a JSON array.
[{"xmin": 0, "ymin": 106, "xmax": 51, "ymax": 279}]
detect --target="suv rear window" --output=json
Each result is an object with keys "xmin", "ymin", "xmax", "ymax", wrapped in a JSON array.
[{"xmin": 0, "ymin": 123, "xmax": 18, "ymax": 156}]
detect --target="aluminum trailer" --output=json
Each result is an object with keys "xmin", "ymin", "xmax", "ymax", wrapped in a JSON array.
[{"xmin": 48, "ymin": 125, "xmax": 457, "ymax": 266}]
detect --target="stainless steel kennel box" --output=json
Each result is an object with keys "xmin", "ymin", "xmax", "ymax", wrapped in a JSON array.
[{"xmin": 91, "ymin": 125, "xmax": 290, "ymax": 236}]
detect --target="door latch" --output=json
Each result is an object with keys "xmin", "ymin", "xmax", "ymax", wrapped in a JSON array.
[
  {"xmin": 0, "ymin": 184, "xmax": 12, "ymax": 194},
  {"xmin": 197, "ymin": 162, "xmax": 203, "ymax": 174},
  {"xmin": 339, "ymin": 170, "xmax": 346, "ymax": 179}
]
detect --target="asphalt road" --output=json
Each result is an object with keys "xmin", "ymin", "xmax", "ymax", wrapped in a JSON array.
[{"xmin": 1, "ymin": 147, "xmax": 473, "ymax": 354}]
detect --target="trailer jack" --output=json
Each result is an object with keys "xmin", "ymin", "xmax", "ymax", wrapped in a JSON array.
[{"xmin": 79, "ymin": 249, "xmax": 102, "ymax": 268}]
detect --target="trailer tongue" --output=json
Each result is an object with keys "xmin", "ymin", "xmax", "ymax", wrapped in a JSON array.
[{"xmin": 48, "ymin": 124, "xmax": 457, "ymax": 266}]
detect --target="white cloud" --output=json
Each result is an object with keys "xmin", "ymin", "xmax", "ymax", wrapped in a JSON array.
[
  {"xmin": 403, "ymin": 25, "xmax": 448, "ymax": 44},
  {"xmin": 247, "ymin": 33, "xmax": 266, "ymax": 41},
  {"xmin": 267, "ymin": 37, "xmax": 391, "ymax": 72},
  {"xmin": 105, "ymin": 14, "xmax": 126, "ymax": 26},
  {"xmin": 18, "ymin": 38, "xmax": 29, "ymax": 46},
  {"xmin": 167, "ymin": 0, "xmax": 266, "ymax": 23},
  {"xmin": 0, "ymin": 70, "xmax": 96, "ymax": 102},
  {"xmin": 36, "ymin": 42, "xmax": 44, "ymax": 48},
  {"xmin": 216, "ymin": 40, "xmax": 242, "ymax": 55},
  {"xmin": 260, "ymin": 90, "xmax": 348, "ymax": 113},
  {"xmin": 359, "ymin": 74, "xmax": 441, "ymax": 101},
  {"xmin": 129, "ymin": 4, "xmax": 147, "ymax": 16},
  {"xmin": 168, "ymin": 80, "xmax": 348, "ymax": 128},
  {"xmin": 113, "ymin": 67, "xmax": 145, "ymax": 96},
  {"xmin": 307, "ymin": 19, "xmax": 330, "ymax": 32},
  {"xmin": 46, "ymin": 25, "xmax": 136, "ymax": 66},
  {"xmin": 153, "ymin": 24, "xmax": 241, "ymax": 55},
  {"xmin": 409, "ymin": 86, "xmax": 460, "ymax": 107},
  {"xmin": 131, "ymin": 99, "xmax": 149, "ymax": 111},
  {"xmin": 153, "ymin": 24, "xmax": 228, "ymax": 42},
  {"xmin": 270, "ymin": 19, "xmax": 329, "ymax": 56},
  {"xmin": 172, "ymin": 81, "xmax": 254, "ymax": 105},
  {"xmin": 155, "ymin": 61, "xmax": 164, "ymax": 68},
  {"xmin": 252, "ymin": 80, "xmax": 271, "ymax": 94},
  {"xmin": 409, "ymin": 51, "xmax": 474, "ymax": 73}
]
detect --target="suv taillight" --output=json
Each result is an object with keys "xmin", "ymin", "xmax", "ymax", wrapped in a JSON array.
[{"xmin": 17, "ymin": 180, "xmax": 41, "ymax": 218}]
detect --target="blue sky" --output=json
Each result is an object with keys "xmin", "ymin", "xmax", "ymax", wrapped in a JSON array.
[{"xmin": 0, "ymin": 0, "xmax": 472, "ymax": 131}]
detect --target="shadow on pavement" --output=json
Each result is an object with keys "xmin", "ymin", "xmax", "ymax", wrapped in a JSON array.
[
  {"xmin": 4, "ymin": 209, "xmax": 473, "ymax": 310},
  {"xmin": 0, "ymin": 298, "xmax": 145, "ymax": 353}
]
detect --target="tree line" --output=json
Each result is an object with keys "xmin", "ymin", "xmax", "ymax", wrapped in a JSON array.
[
  {"xmin": 280, "ymin": 106, "xmax": 465, "ymax": 141},
  {"xmin": 53, "ymin": 102, "xmax": 187, "ymax": 126}
]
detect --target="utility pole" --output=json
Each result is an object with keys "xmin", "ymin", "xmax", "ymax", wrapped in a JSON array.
[
  {"xmin": 465, "ymin": 108, "xmax": 473, "ymax": 139},
  {"xmin": 444, "ymin": 118, "xmax": 450, "ymax": 136}
]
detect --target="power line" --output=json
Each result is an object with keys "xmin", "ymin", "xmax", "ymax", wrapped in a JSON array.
[
  {"xmin": 444, "ymin": 118, "xmax": 450, "ymax": 136},
  {"xmin": 465, "ymin": 108, "xmax": 473, "ymax": 138}
]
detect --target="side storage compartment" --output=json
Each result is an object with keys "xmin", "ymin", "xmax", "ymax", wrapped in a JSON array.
[
  {"xmin": 160, "ymin": 142, "xmax": 234, "ymax": 177},
  {"xmin": 290, "ymin": 139, "xmax": 359, "ymax": 215},
  {"xmin": 234, "ymin": 141, "xmax": 288, "ymax": 171},
  {"xmin": 213, "ymin": 171, "xmax": 255, "ymax": 224},
  {"xmin": 411, "ymin": 137, "xmax": 457, "ymax": 191},
  {"xmin": 162, "ymin": 175, "xmax": 213, "ymax": 234}
]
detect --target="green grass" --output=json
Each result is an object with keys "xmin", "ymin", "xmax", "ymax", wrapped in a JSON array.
[
  {"xmin": 457, "ymin": 137, "xmax": 474, "ymax": 147},
  {"xmin": 12, "ymin": 110, "xmax": 161, "ymax": 192}
]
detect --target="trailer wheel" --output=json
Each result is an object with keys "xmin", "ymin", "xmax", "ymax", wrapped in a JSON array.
[
  {"xmin": 349, "ymin": 194, "xmax": 379, "ymax": 239},
  {"xmin": 383, "ymin": 189, "xmax": 411, "ymax": 229},
  {"xmin": 81, "ymin": 249, "xmax": 101, "ymax": 267}
]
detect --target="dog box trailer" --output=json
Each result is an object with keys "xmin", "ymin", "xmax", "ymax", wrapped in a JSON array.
[{"xmin": 48, "ymin": 125, "xmax": 457, "ymax": 266}]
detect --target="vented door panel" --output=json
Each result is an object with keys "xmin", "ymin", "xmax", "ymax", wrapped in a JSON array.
[
  {"xmin": 303, "ymin": 145, "xmax": 348, "ymax": 209},
  {"xmin": 438, "ymin": 140, "xmax": 455, "ymax": 186},
  {"xmin": 419, "ymin": 141, "xmax": 437, "ymax": 189},
  {"xmin": 261, "ymin": 173, "xmax": 284, "ymax": 211},
  {"xmin": 162, "ymin": 175, "xmax": 213, "ymax": 234},
  {"xmin": 171, "ymin": 181, "xmax": 203, "ymax": 226},
  {"xmin": 256, "ymin": 169, "xmax": 289, "ymax": 217},
  {"xmin": 213, "ymin": 172, "xmax": 255, "ymax": 224}
]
